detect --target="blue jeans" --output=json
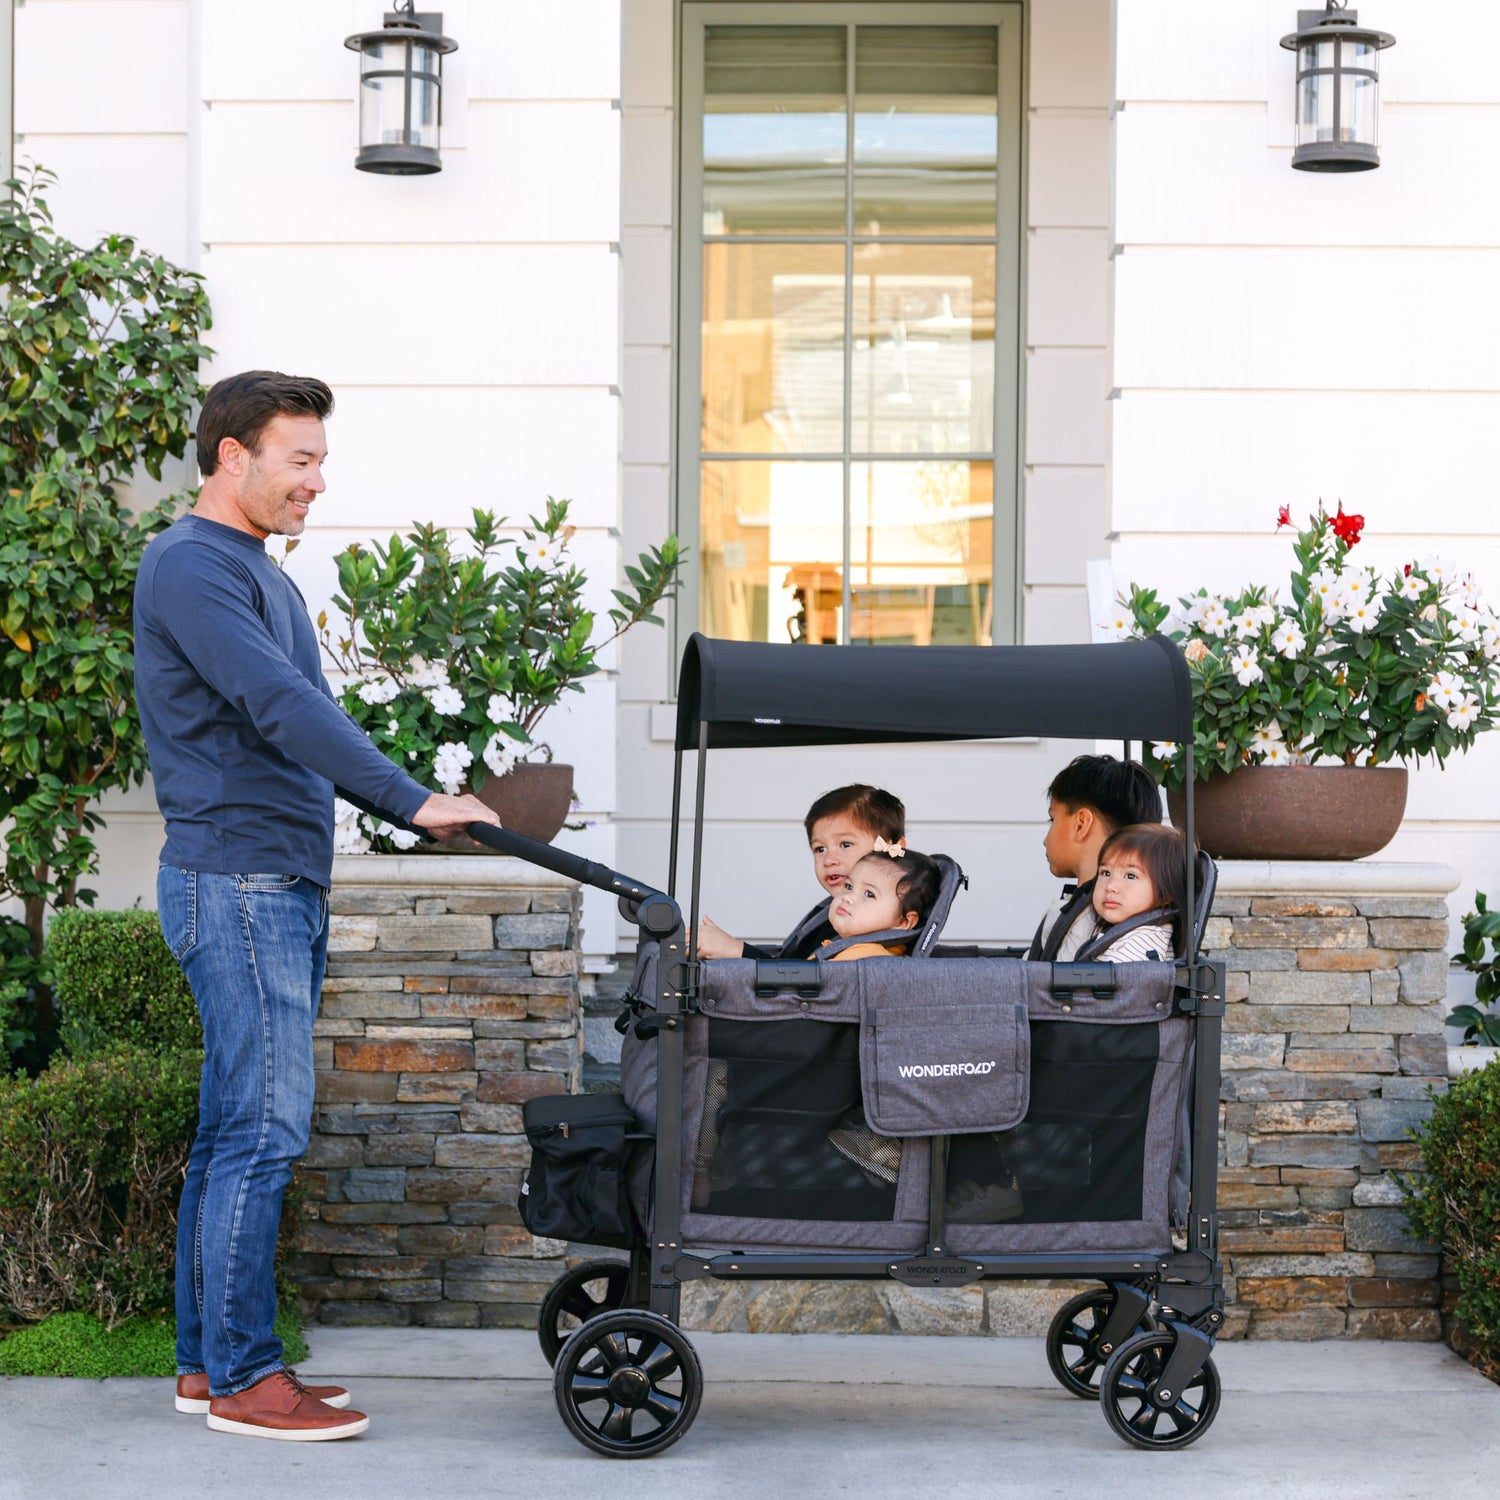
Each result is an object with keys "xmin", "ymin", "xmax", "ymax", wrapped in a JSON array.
[{"xmin": 157, "ymin": 867, "xmax": 329, "ymax": 1397}]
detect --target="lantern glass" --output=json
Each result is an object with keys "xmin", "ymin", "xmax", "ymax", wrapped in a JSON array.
[
  {"xmin": 1341, "ymin": 71, "xmax": 1378, "ymax": 147},
  {"xmin": 1296, "ymin": 72, "xmax": 1335, "ymax": 146},
  {"xmin": 358, "ymin": 39, "xmax": 443, "ymax": 150}
]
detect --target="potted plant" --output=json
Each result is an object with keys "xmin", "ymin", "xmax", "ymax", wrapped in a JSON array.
[
  {"xmin": 1109, "ymin": 506, "xmax": 1500, "ymax": 858},
  {"xmin": 1449, "ymin": 893, "xmax": 1500, "ymax": 1074},
  {"xmin": 320, "ymin": 499, "xmax": 681, "ymax": 847}
]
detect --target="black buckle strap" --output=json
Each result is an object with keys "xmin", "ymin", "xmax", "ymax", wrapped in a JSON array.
[{"xmin": 754, "ymin": 960, "xmax": 825, "ymax": 998}]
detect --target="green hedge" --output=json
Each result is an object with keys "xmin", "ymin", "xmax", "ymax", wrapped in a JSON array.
[
  {"xmin": 0, "ymin": 915, "xmax": 37, "ymax": 1071},
  {"xmin": 47, "ymin": 908, "xmax": 199, "ymax": 1058},
  {"xmin": 1404, "ymin": 1061, "xmax": 1500, "ymax": 1362},
  {"xmin": 0, "ymin": 1048, "xmax": 199, "ymax": 1325},
  {"xmin": 0, "ymin": 1306, "xmax": 308, "ymax": 1378}
]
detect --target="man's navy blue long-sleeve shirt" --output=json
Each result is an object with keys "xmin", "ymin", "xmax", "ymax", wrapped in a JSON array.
[{"xmin": 134, "ymin": 513, "xmax": 431, "ymax": 887}]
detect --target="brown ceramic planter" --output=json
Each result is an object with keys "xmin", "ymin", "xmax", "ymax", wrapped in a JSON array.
[
  {"xmin": 1166, "ymin": 765, "xmax": 1408, "ymax": 861},
  {"xmin": 470, "ymin": 762, "xmax": 575, "ymax": 845}
]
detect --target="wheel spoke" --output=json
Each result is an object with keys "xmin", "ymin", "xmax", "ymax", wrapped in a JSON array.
[
  {"xmin": 600, "ymin": 1402, "xmax": 635, "ymax": 1442},
  {"xmin": 638, "ymin": 1338, "xmax": 682, "ymax": 1383},
  {"xmin": 593, "ymin": 1331, "xmax": 631, "ymax": 1370},
  {"xmin": 560, "ymin": 1289, "xmax": 600, "ymax": 1322},
  {"xmin": 567, "ymin": 1372, "xmax": 612, "ymax": 1405},
  {"xmin": 1069, "ymin": 1353, "xmax": 1100, "ymax": 1382},
  {"xmin": 1115, "ymin": 1371, "xmax": 1150, "ymax": 1397},
  {"xmin": 1127, "ymin": 1402, "xmax": 1160, "ymax": 1437},
  {"xmin": 643, "ymin": 1390, "xmax": 683, "ymax": 1427}
]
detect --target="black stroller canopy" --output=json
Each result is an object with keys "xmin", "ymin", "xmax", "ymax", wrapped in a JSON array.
[{"xmin": 675, "ymin": 634, "xmax": 1192, "ymax": 751}]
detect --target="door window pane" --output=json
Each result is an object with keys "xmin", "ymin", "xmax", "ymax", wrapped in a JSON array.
[
  {"xmin": 849, "ymin": 461, "xmax": 993, "ymax": 645},
  {"xmin": 700, "ymin": 460, "xmax": 844, "ymax": 644},
  {"xmin": 851, "ymin": 244, "xmax": 995, "ymax": 454},
  {"xmin": 704, "ymin": 26, "xmax": 847, "ymax": 235},
  {"xmin": 854, "ymin": 27, "xmax": 998, "ymax": 236},
  {"xmin": 701, "ymin": 243, "xmax": 846, "ymax": 455}
]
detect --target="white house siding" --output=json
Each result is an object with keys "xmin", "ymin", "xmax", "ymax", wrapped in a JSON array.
[
  {"xmin": 611, "ymin": 0, "xmax": 1118, "ymax": 952},
  {"xmin": 16, "ymin": 1, "xmax": 631, "ymax": 951},
  {"xmin": 1109, "ymin": 0, "xmax": 1500, "ymax": 944}
]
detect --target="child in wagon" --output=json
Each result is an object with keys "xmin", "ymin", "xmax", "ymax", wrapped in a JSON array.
[
  {"xmin": 1079, "ymin": 822, "xmax": 1191, "ymax": 962},
  {"xmin": 817, "ymin": 841, "xmax": 941, "ymax": 960}
]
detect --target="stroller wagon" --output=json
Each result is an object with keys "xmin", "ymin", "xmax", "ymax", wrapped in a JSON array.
[{"xmin": 473, "ymin": 632, "xmax": 1228, "ymax": 1457}]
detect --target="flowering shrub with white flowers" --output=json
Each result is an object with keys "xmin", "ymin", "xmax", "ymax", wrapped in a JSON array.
[
  {"xmin": 1105, "ymin": 505, "xmax": 1500, "ymax": 791},
  {"xmin": 320, "ymin": 499, "xmax": 681, "ymax": 853}
]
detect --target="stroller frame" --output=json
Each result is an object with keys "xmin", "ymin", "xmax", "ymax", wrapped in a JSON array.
[{"xmin": 476, "ymin": 632, "xmax": 1228, "ymax": 1455}]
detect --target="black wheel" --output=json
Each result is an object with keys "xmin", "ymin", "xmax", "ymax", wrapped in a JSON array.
[
  {"xmin": 537, "ymin": 1260, "xmax": 634, "ymax": 1367},
  {"xmin": 552, "ymin": 1309, "xmax": 702, "ymax": 1459},
  {"xmin": 1045, "ymin": 1289, "xmax": 1156, "ymax": 1400},
  {"xmin": 1098, "ymin": 1330, "xmax": 1221, "ymax": 1451}
]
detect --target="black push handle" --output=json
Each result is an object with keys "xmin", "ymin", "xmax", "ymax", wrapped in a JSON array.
[{"xmin": 464, "ymin": 822, "xmax": 680, "ymax": 938}]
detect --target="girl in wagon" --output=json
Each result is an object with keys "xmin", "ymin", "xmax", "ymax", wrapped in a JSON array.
[{"xmin": 1082, "ymin": 822, "xmax": 1191, "ymax": 961}]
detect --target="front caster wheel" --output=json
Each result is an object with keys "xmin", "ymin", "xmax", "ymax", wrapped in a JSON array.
[
  {"xmin": 553, "ymin": 1310, "xmax": 702, "ymax": 1459},
  {"xmin": 538, "ymin": 1260, "xmax": 634, "ymax": 1367},
  {"xmin": 1098, "ymin": 1330, "xmax": 1221, "ymax": 1451},
  {"xmin": 1045, "ymin": 1289, "xmax": 1156, "ymax": 1400}
]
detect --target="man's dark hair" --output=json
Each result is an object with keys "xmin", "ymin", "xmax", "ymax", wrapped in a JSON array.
[
  {"xmin": 851, "ymin": 847, "xmax": 941, "ymax": 926},
  {"xmin": 803, "ymin": 784, "xmax": 905, "ymax": 842},
  {"xmin": 1047, "ymin": 755, "xmax": 1161, "ymax": 832},
  {"xmin": 196, "ymin": 370, "xmax": 335, "ymax": 476},
  {"xmin": 1097, "ymin": 822, "xmax": 1193, "ymax": 952}
]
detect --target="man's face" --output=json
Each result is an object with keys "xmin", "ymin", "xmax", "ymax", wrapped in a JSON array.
[{"xmin": 232, "ymin": 414, "xmax": 328, "ymax": 538}]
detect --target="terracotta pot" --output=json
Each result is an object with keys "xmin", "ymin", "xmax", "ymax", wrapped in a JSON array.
[
  {"xmin": 1166, "ymin": 765, "xmax": 1408, "ymax": 861},
  {"xmin": 469, "ymin": 762, "xmax": 575, "ymax": 845}
]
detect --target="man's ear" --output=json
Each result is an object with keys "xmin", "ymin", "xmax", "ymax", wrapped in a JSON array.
[{"xmin": 217, "ymin": 436, "xmax": 248, "ymax": 477}]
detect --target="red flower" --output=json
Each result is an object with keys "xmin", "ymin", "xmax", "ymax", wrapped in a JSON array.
[
  {"xmin": 1404, "ymin": 563, "xmax": 1412, "ymax": 577},
  {"xmin": 1276, "ymin": 505, "xmax": 1292, "ymax": 529},
  {"xmin": 1330, "ymin": 503, "xmax": 1364, "ymax": 547}
]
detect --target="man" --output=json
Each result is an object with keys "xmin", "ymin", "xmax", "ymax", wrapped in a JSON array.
[
  {"xmin": 135, "ymin": 371, "xmax": 501, "ymax": 1441},
  {"xmin": 1025, "ymin": 754, "xmax": 1163, "ymax": 961}
]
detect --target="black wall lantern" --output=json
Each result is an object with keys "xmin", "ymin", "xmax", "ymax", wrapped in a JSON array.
[
  {"xmin": 344, "ymin": 3, "xmax": 459, "ymax": 175},
  {"xmin": 1280, "ymin": 3, "xmax": 1395, "ymax": 172}
]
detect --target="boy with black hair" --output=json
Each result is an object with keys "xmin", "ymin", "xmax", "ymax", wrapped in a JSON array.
[{"xmin": 1025, "ymin": 754, "xmax": 1162, "ymax": 961}]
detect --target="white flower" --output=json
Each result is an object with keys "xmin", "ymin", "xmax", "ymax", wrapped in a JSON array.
[
  {"xmin": 408, "ymin": 658, "xmax": 451, "ymax": 690},
  {"xmin": 1230, "ymin": 650, "xmax": 1263, "ymax": 686},
  {"xmin": 389, "ymin": 827, "xmax": 420, "ymax": 850},
  {"xmin": 1096, "ymin": 609, "xmax": 1132, "ymax": 641},
  {"xmin": 486, "ymin": 693, "xmax": 518, "ymax": 725},
  {"xmin": 1399, "ymin": 573, "xmax": 1426, "ymax": 600},
  {"xmin": 1309, "ymin": 569, "xmax": 1341, "ymax": 610},
  {"xmin": 1343, "ymin": 596, "xmax": 1383, "ymax": 634},
  {"xmin": 333, "ymin": 798, "xmax": 372, "ymax": 855},
  {"xmin": 1421, "ymin": 555, "xmax": 1457, "ymax": 591},
  {"xmin": 1462, "ymin": 577, "xmax": 1485, "ymax": 611},
  {"xmin": 1151, "ymin": 741, "xmax": 1179, "ymax": 760},
  {"xmin": 1252, "ymin": 722, "xmax": 1285, "ymax": 748},
  {"xmin": 1447, "ymin": 695, "xmax": 1481, "ymax": 732},
  {"xmin": 428, "ymin": 683, "xmax": 465, "ymax": 716},
  {"xmin": 432, "ymin": 740, "xmax": 475, "ymax": 795},
  {"xmin": 356, "ymin": 676, "xmax": 399, "ymax": 706},
  {"xmin": 482, "ymin": 734, "xmax": 518, "ymax": 778},
  {"xmin": 1341, "ymin": 568, "xmax": 1373, "ymax": 601},
  {"xmin": 1428, "ymin": 672, "xmax": 1464, "ymax": 708},
  {"xmin": 386, "ymin": 719, "xmax": 400, "ymax": 735},
  {"xmin": 1201, "ymin": 603, "xmax": 1232, "ymax": 639},
  {"xmin": 1186, "ymin": 595, "xmax": 1221, "ymax": 628},
  {"xmin": 1260, "ymin": 742, "xmax": 1291, "ymax": 766},
  {"xmin": 1272, "ymin": 621, "xmax": 1306, "ymax": 658},
  {"xmin": 1453, "ymin": 609, "xmax": 1482, "ymax": 645},
  {"xmin": 1482, "ymin": 620, "xmax": 1500, "ymax": 661}
]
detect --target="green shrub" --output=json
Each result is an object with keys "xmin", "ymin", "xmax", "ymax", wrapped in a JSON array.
[
  {"xmin": 0, "ymin": 914, "xmax": 40, "ymax": 1072},
  {"xmin": 47, "ymin": 908, "xmax": 199, "ymax": 1059},
  {"xmin": 1404, "ymin": 1061, "xmax": 1500, "ymax": 1360},
  {"xmin": 0, "ymin": 1048, "xmax": 199, "ymax": 1325},
  {"xmin": 0, "ymin": 1305, "xmax": 307, "ymax": 1378}
]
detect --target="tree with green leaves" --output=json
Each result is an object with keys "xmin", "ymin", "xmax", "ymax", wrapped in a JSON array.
[{"xmin": 0, "ymin": 163, "xmax": 212, "ymax": 1046}]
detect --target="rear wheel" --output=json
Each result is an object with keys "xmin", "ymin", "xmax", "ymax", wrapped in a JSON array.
[
  {"xmin": 552, "ymin": 1310, "xmax": 702, "ymax": 1459},
  {"xmin": 1098, "ymin": 1330, "xmax": 1221, "ymax": 1451},
  {"xmin": 537, "ymin": 1260, "xmax": 633, "ymax": 1367},
  {"xmin": 1045, "ymin": 1288, "xmax": 1156, "ymax": 1400}
]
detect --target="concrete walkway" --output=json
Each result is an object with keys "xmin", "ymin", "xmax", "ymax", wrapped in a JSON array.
[{"xmin": 3, "ymin": 1329, "xmax": 1496, "ymax": 1500}]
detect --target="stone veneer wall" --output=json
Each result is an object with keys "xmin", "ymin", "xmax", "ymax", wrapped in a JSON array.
[
  {"xmin": 298, "ymin": 857, "xmax": 1458, "ymax": 1340},
  {"xmin": 294, "ymin": 856, "xmax": 585, "ymax": 1327}
]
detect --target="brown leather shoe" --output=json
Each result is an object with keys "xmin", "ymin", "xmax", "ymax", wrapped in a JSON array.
[
  {"xmin": 206, "ymin": 1370, "xmax": 369, "ymax": 1441},
  {"xmin": 176, "ymin": 1369, "xmax": 351, "ymax": 1414}
]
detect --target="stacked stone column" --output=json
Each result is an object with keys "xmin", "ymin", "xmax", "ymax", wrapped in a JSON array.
[
  {"xmin": 1210, "ymin": 863, "xmax": 1456, "ymax": 1340},
  {"xmin": 293, "ymin": 856, "xmax": 582, "ymax": 1327}
]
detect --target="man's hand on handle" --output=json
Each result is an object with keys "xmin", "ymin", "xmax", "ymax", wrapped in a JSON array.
[{"xmin": 413, "ymin": 792, "xmax": 501, "ymax": 847}]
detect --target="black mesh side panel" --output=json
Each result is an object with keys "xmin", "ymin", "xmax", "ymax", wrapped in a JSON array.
[
  {"xmin": 700, "ymin": 1017, "xmax": 897, "ymax": 1222},
  {"xmin": 946, "ymin": 1020, "xmax": 1158, "ymax": 1225}
]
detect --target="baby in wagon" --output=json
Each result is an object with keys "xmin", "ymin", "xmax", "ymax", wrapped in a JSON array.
[
  {"xmin": 1081, "ymin": 822, "xmax": 1190, "ymax": 962},
  {"xmin": 696, "ymin": 783, "xmax": 907, "ymax": 960},
  {"xmin": 818, "ymin": 843, "xmax": 941, "ymax": 960}
]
